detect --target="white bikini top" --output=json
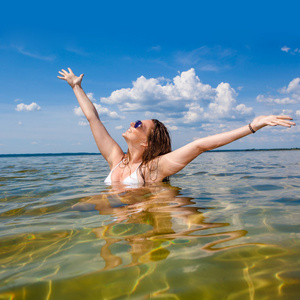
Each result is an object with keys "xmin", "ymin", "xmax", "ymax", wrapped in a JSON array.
[{"xmin": 104, "ymin": 160, "xmax": 142, "ymax": 184}]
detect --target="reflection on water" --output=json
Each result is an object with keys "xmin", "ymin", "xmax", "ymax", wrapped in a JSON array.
[
  {"xmin": 0, "ymin": 151, "xmax": 300, "ymax": 299},
  {"xmin": 77, "ymin": 184, "xmax": 250, "ymax": 270}
]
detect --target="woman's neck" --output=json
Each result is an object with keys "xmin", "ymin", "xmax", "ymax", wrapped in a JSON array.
[{"xmin": 126, "ymin": 147, "xmax": 144, "ymax": 164}]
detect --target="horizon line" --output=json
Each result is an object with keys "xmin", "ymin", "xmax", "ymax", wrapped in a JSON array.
[{"xmin": 0, "ymin": 148, "xmax": 299, "ymax": 158}]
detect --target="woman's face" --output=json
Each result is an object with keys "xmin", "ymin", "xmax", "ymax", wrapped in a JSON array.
[{"xmin": 122, "ymin": 120, "xmax": 154, "ymax": 145}]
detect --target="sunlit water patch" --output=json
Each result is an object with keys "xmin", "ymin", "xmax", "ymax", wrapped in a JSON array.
[{"xmin": 0, "ymin": 151, "xmax": 300, "ymax": 299}]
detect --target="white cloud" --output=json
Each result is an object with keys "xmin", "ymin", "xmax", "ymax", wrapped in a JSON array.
[
  {"xmin": 183, "ymin": 82, "xmax": 252, "ymax": 123},
  {"xmin": 101, "ymin": 68, "xmax": 253, "ymax": 125},
  {"xmin": 115, "ymin": 125, "xmax": 123, "ymax": 130},
  {"xmin": 167, "ymin": 125, "xmax": 178, "ymax": 131},
  {"xmin": 277, "ymin": 124, "xmax": 300, "ymax": 134},
  {"xmin": 257, "ymin": 77, "xmax": 300, "ymax": 105},
  {"xmin": 145, "ymin": 111, "xmax": 159, "ymax": 118},
  {"xmin": 183, "ymin": 103, "xmax": 205, "ymax": 123},
  {"xmin": 15, "ymin": 102, "xmax": 41, "ymax": 112},
  {"xmin": 280, "ymin": 46, "xmax": 300, "ymax": 55},
  {"xmin": 280, "ymin": 77, "xmax": 300, "ymax": 95},
  {"xmin": 256, "ymin": 95, "xmax": 297, "ymax": 104},
  {"xmin": 281, "ymin": 46, "xmax": 291, "ymax": 53},
  {"xmin": 73, "ymin": 106, "xmax": 84, "ymax": 116},
  {"xmin": 31, "ymin": 142, "xmax": 38, "ymax": 145},
  {"xmin": 101, "ymin": 69, "xmax": 214, "ymax": 105},
  {"xmin": 78, "ymin": 120, "xmax": 89, "ymax": 126},
  {"xmin": 209, "ymin": 82, "xmax": 237, "ymax": 117},
  {"xmin": 18, "ymin": 121, "xmax": 22, "ymax": 125},
  {"xmin": 74, "ymin": 103, "xmax": 123, "ymax": 119},
  {"xmin": 87, "ymin": 92, "xmax": 96, "ymax": 102},
  {"xmin": 93, "ymin": 103, "xmax": 123, "ymax": 119},
  {"xmin": 120, "ymin": 102, "xmax": 143, "ymax": 112},
  {"xmin": 279, "ymin": 109, "xmax": 293, "ymax": 115},
  {"xmin": 234, "ymin": 104, "xmax": 253, "ymax": 115},
  {"xmin": 296, "ymin": 110, "xmax": 300, "ymax": 116}
]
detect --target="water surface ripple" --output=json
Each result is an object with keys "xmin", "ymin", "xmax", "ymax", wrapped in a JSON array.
[{"xmin": 0, "ymin": 151, "xmax": 300, "ymax": 299}]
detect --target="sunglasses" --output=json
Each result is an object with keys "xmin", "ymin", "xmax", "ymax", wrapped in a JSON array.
[{"xmin": 134, "ymin": 120, "xmax": 142, "ymax": 128}]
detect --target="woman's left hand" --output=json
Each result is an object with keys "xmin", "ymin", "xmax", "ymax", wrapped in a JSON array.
[
  {"xmin": 57, "ymin": 68, "xmax": 84, "ymax": 89},
  {"xmin": 251, "ymin": 115, "xmax": 296, "ymax": 131}
]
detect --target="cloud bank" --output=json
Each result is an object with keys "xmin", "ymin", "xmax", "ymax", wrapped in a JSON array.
[
  {"xmin": 257, "ymin": 77, "xmax": 300, "ymax": 105},
  {"xmin": 281, "ymin": 46, "xmax": 300, "ymax": 54},
  {"xmin": 101, "ymin": 68, "xmax": 253, "ymax": 125},
  {"xmin": 15, "ymin": 102, "xmax": 41, "ymax": 112},
  {"xmin": 74, "ymin": 93, "xmax": 123, "ymax": 119}
]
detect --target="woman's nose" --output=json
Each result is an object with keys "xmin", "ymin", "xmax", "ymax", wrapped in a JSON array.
[{"xmin": 130, "ymin": 122, "xmax": 135, "ymax": 127}]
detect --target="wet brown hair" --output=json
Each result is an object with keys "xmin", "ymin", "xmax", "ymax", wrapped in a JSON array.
[
  {"xmin": 123, "ymin": 119, "xmax": 172, "ymax": 183},
  {"xmin": 140, "ymin": 119, "xmax": 172, "ymax": 183}
]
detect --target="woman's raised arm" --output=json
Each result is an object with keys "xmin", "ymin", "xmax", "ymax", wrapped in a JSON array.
[
  {"xmin": 58, "ymin": 68, "xmax": 124, "ymax": 168},
  {"xmin": 158, "ymin": 115, "xmax": 296, "ymax": 179}
]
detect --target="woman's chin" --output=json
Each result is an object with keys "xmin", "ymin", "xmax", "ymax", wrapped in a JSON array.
[{"xmin": 122, "ymin": 128, "xmax": 132, "ymax": 138}]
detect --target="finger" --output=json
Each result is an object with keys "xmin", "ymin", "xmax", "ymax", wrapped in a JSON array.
[
  {"xmin": 57, "ymin": 76, "xmax": 65, "ymax": 80},
  {"xmin": 58, "ymin": 71, "xmax": 65, "ymax": 76},
  {"xmin": 61, "ymin": 69, "xmax": 68, "ymax": 74},
  {"xmin": 282, "ymin": 121, "xmax": 296, "ymax": 126},
  {"xmin": 277, "ymin": 115, "xmax": 293, "ymax": 120},
  {"xmin": 79, "ymin": 74, "xmax": 84, "ymax": 79},
  {"xmin": 275, "ymin": 120, "xmax": 291, "ymax": 127},
  {"xmin": 272, "ymin": 120, "xmax": 294, "ymax": 127},
  {"xmin": 68, "ymin": 68, "xmax": 74, "ymax": 74},
  {"xmin": 268, "ymin": 121, "xmax": 277, "ymax": 126}
]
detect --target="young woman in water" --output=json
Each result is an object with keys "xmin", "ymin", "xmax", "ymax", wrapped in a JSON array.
[{"xmin": 58, "ymin": 68, "xmax": 296, "ymax": 184}]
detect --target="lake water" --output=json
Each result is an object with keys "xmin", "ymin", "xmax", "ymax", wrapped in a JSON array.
[{"xmin": 1, "ymin": 151, "xmax": 300, "ymax": 299}]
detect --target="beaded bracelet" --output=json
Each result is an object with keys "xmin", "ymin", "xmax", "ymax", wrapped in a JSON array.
[{"xmin": 248, "ymin": 123, "xmax": 256, "ymax": 133}]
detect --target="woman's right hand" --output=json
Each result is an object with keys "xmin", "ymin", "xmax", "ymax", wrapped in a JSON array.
[
  {"xmin": 251, "ymin": 115, "xmax": 296, "ymax": 131},
  {"xmin": 57, "ymin": 68, "xmax": 84, "ymax": 88}
]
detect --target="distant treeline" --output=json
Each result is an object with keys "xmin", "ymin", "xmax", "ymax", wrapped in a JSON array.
[
  {"xmin": 0, "ymin": 152, "xmax": 101, "ymax": 158},
  {"xmin": 0, "ymin": 148, "xmax": 299, "ymax": 158}
]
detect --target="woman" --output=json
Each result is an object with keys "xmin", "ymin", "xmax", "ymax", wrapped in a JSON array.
[{"xmin": 58, "ymin": 68, "xmax": 296, "ymax": 184}]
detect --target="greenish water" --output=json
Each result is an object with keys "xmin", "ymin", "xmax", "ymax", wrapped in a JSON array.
[{"xmin": 0, "ymin": 151, "xmax": 300, "ymax": 299}]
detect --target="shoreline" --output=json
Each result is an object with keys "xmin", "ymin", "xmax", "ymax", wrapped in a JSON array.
[{"xmin": 1, "ymin": 148, "xmax": 299, "ymax": 158}]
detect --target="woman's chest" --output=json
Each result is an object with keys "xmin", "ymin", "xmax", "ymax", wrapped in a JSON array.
[{"xmin": 110, "ymin": 164, "xmax": 142, "ymax": 182}]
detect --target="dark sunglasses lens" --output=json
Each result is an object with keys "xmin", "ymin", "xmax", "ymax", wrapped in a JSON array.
[{"xmin": 134, "ymin": 120, "xmax": 142, "ymax": 128}]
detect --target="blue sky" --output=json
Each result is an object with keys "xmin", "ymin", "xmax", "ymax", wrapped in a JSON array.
[{"xmin": 1, "ymin": 0, "xmax": 300, "ymax": 154}]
